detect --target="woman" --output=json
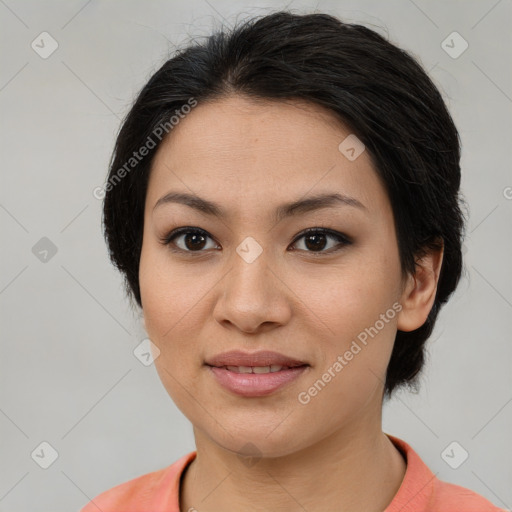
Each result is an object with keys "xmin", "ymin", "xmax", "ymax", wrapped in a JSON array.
[{"xmin": 81, "ymin": 11, "xmax": 504, "ymax": 512}]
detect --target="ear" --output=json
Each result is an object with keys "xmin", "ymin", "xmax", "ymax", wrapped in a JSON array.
[{"xmin": 397, "ymin": 242, "xmax": 444, "ymax": 332}]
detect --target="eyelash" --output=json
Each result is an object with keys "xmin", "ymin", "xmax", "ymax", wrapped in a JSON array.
[{"xmin": 159, "ymin": 226, "xmax": 352, "ymax": 256}]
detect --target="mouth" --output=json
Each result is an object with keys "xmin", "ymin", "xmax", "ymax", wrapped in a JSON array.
[
  {"xmin": 204, "ymin": 352, "xmax": 309, "ymax": 396},
  {"xmin": 204, "ymin": 349, "xmax": 309, "ymax": 369},
  {"xmin": 206, "ymin": 364, "xmax": 309, "ymax": 397},
  {"xmin": 205, "ymin": 363, "xmax": 308, "ymax": 373}
]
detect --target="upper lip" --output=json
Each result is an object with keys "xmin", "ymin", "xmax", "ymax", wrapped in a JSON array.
[{"xmin": 205, "ymin": 350, "xmax": 308, "ymax": 368}]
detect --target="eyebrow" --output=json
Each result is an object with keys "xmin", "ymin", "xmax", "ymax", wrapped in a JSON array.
[{"xmin": 153, "ymin": 191, "xmax": 367, "ymax": 222}]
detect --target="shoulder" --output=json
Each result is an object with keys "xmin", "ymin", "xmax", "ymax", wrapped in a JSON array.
[
  {"xmin": 78, "ymin": 466, "xmax": 169, "ymax": 512},
  {"xmin": 78, "ymin": 451, "xmax": 196, "ymax": 512},
  {"xmin": 385, "ymin": 434, "xmax": 505, "ymax": 512},
  {"xmin": 432, "ymin": 478, "xmax": 507, "ymax": 511}
]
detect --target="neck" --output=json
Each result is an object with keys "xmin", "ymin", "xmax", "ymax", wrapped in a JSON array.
[{"xmin": 180, "ymin": 401, "xmax": 406, "ymax": 512}]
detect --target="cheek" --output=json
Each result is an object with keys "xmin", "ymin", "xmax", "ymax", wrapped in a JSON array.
[
  {"xmin": 140, "ymin": 242, "xmax": 198, "ymax": 334},
  {"xmin": 293, "ymin": 247, "xmax": 401, "ymax": 384},
  {"xmin": 139, "ymin": 242, "xmax": 216, "ymax": 378},
  {"xmin": 294, "ymin": 252, "xmax": 400, "ymax": 337},
  {"xmin": 294, "ymin": 273, "xmax": 399, "ymax": 420},
  {"xmin": 139, "ymin": 246, "xmax": 205, "ymax": 412}
]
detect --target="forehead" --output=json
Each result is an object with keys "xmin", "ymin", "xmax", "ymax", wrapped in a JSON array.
[{"xmin": 146, "ymin": 95, "xmax": 390, "ymax": 220}]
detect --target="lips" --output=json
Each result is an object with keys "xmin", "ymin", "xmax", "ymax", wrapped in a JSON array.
[
  {"xmin": 206, "ymin": 350, "xmax": 310, "ymax": 397},
  {"xmin": 205, "ymin": 350, "xmax": 308, "ymax": 369}
]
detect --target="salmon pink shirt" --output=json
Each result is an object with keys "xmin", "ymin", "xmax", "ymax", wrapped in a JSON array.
[{"xmin": 79, "ymin": 434, "xmax": 505, "ymax": 511}]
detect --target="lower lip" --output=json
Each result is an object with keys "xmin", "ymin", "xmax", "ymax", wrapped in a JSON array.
[{"xmin": 207, "ymin": 365, "xmax": 309, "ymax": 397}]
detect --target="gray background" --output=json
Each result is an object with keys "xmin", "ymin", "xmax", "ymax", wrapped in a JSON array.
[{"xmin": 1, "ymin": 0, "xmax": 511, "ymax": 511}]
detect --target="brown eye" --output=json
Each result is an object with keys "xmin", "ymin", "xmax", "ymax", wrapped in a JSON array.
[
  {"xmin": 291, "ymin": 228, "xmax": 351, "ymax": 253},
  {"xmin": 161, "ymin": 227, "xmax": 218, "ymax": 252},
  {"xmin": 161, "ymin": 227, "xmax": 351, "ymax": 255}
]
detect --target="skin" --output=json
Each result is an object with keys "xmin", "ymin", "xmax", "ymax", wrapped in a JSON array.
[{"xmin": 139, "ymin": 95, "xmax": 444, "ymax": 512}]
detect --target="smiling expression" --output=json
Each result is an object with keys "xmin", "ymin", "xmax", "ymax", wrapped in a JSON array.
[{"xmin": 139, "ymin": 95, "xmax": 409, "ymax": 456}]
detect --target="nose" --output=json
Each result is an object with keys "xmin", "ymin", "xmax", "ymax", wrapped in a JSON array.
[{"xmin": 212, "ymin": 243, "xmax": 293, "ymax": 334}]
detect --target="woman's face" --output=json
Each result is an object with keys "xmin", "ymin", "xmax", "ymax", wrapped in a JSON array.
[{"xmin": 139, "ymin": 95, "xmax": 408, "ymax": 457}]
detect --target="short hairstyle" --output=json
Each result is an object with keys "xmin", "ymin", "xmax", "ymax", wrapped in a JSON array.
[{"xmin": 102, "ymin": 11, "xmax": 466, "ymax": 399}]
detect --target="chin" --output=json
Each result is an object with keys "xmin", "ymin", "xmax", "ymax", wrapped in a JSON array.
[{"xmin": 207, "ymin": 423, "xmax": 309, "ymax": 460}]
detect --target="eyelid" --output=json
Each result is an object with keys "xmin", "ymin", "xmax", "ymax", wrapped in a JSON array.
[
  {"xmin": 160, "ymin": 226, "xmax": 352, "ymax": 254},
  {"xmin": 291, "ymin": 227, "xmax": 352, "ymax": 247},
  {"xmin": 159, "ymin": 226, "xmax": 219, "ymax": 251}
]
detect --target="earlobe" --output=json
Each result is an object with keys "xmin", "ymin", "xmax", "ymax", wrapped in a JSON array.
[{"xmin": 397, "ymin": 243, "xmax": 444, "ymax": 332}]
